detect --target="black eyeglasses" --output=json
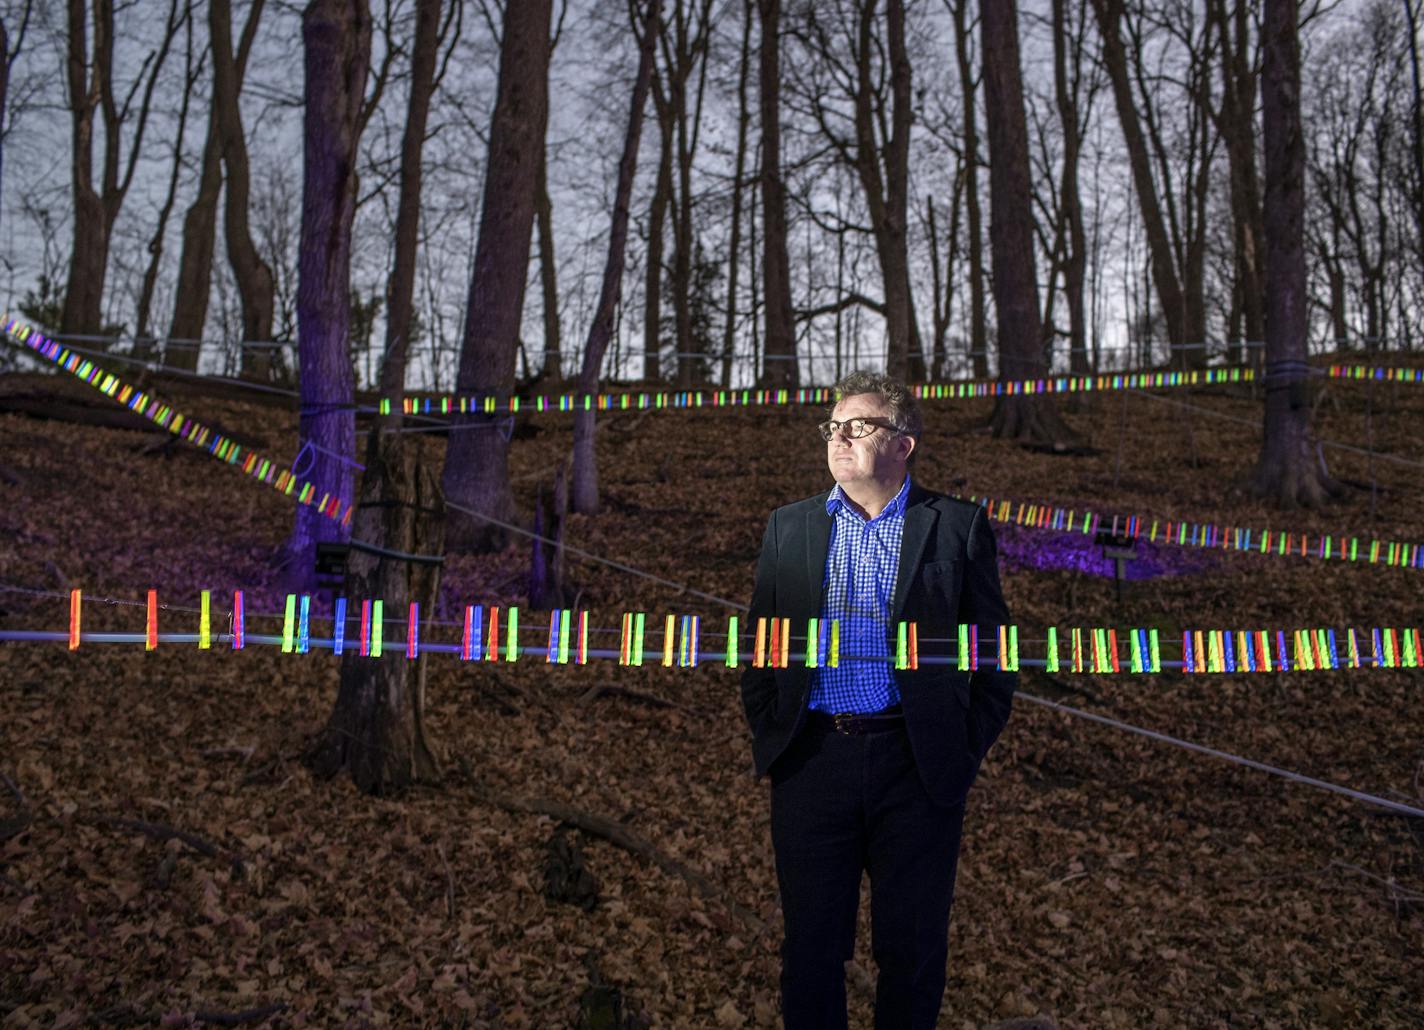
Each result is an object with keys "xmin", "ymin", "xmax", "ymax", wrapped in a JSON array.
[{"xmin": 817, "ymin": 417, "xmax": 903, "ymax": 442}]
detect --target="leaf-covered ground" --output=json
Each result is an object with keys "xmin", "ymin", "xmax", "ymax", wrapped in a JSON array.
[{"xmin": 1, "ymin": 365, "xmax": 1421, "ymax": 1028}]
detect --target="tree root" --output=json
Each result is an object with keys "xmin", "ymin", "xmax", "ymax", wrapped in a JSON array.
[
  {"xmin": 472, "ymin": 786, "xmax": 766, "ymax": 935},
  {"xmin": 95, "ymin": 816, "xmax": 245, "ymax": 880}
]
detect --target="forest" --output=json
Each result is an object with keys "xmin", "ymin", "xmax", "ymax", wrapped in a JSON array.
[{"xmin": 1, "ymin": 0, "xmax": 1422, "ymax": 1026}]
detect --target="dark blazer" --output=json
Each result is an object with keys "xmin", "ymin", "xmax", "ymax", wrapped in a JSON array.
[{"xmin": 741, "ymin": 481, "xmax": 1016, "ymax": 806}]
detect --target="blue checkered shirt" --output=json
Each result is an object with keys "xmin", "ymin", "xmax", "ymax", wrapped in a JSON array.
[{"xmin": 807, "ymin": 476, "xmax": 911, "ymax": 714}]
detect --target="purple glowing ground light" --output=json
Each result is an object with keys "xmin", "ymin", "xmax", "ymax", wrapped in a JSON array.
[{"xmin": 993, "ymin": 521, "xmax": 1221, "ymax": 580}]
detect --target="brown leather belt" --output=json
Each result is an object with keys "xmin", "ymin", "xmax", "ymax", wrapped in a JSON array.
[{"xmin": 805, "ymin": 707, "xmax": 905, "ymax": 737}]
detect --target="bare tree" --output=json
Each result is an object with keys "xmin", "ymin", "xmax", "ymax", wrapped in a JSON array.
[
  {"xmin": 375, "ymin": 0, "xmax": 446, "ymax": 420},
  {"xmin": 571, "ymin": 0, "xmax": 659, "ymax": 515},
  {"xmin": 950, "ymin": 0, "xmax": 988, "ymax": 379},
  {"xmin": 210, "ymin": 0, "xmax": 276, "ymax": 379},
  {"xmin": 1250, "ymin": 0, "xmax": 1340, "ymax": 506},
  {"xmin": 284, "ymin": 0, "xmax": 370, "ymax": 585},
  {"xmin": 0, "ymin": 3, "xmax": 37, "ymax": 247},
  {"xmin": 642, "ymin": 81, "xmax": 673, "ymax": 382},
  {"xmin": 533, "ymin": 145, "xmax": 561, "ymax": 383},
  {"xmin": 1207, "ymin": 0, "xmax": 1265, "ymax": 361},
  {"xmin": 981, "ymin": 0, "xmax": 1076, "ymax": 444},
  {"xmin": 719, "ymin": 0, "xmax": 754, "ymax": 388},
  {"xmin": 1089, "ymin": 0, "xmax": 1215, "ymax": 366},
  {"xmin": 1049, "ymin": 0, "xmax": 1095, "ymax": 377},
  {"xmin": 60, "ymin": 0, "xmax": 182, "ymax": 339},
  {"xmin": 166, "ymin": 0, "xmax": 263, "ymax": 372},
  {"xmin": 135, "ymin": 8, "xmax": 203, "ymax": 360},
  {"xmin": 655, "ymin": 0, "xmax": 714, "ymax": 387},
  {"xmin": 441, "ymin": 0, "xmax": 553, "ymax": 550},
  {"xmin": 757, "ymin": 0, "xmax": 797, "ymax": 386}
]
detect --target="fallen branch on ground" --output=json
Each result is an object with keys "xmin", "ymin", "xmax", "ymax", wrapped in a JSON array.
[
  {"xmin": 0, "ymin": 771, "xmax": 31, "ymax": 844},
  {"xmin": 95, "ymin": 816, "xmax": 245, "ymax": 879},
  {"xmin": 578, "ymin": 684, "xmax": 690, "ymax": 711},
  {"xmin": 473, "ymin": 786, "xmax": 765, "ymax": 935}
]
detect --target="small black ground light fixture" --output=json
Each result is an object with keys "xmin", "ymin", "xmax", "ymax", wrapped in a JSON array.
[{"xmin": 1095, "ymin": 520, "xmax": 1138, "ymax": 603}]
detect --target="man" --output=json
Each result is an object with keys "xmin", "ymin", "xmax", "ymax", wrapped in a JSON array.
[{"xmin": 741, "ymin": 370, "xmax": 1016, "ymax": 1029}]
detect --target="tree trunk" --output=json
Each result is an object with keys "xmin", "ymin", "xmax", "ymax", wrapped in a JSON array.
[
  {"xmin": 757, "ymin": 0, "xmax": 797, "ymax": 386},
  {"xmin": 572, "ymin": 0, "xmax": 659, "ymax": 516},
  {"xmin": 668, "ymin": 0, "xmax": 713, "ymax": 388},
  {"xmin": 285, "ymin": 0, "xmax": 369, "ymax": 585},
  {"xmin": 981, "ymin": 0, "xmax": 1076, "ymax": 445},
  {"xmin": 850, "ymin": 0, "xmax": 922, "ymax": 381},
  {"xmin": 167, "ymin": 0, "xmax": 265, "ymax": 373},
  {"xmin": 1209, "ymin": 0, "xmax": 1265, "ymax": 362},
  {"xmin": 135, "ymin": 13, "xmax": 200, "ymax": 361},
  {"xmin": 61, "ymin": 0, "xmax": 107, "ymax": 339},
  {"xmin": 376, "ymin": 0, "xmax": 441, "ymax": 424},
  {"xmin": 211, "ymin": 0, "xmax": 276, "ymax": 380},
  {"xmin": 719, "ymin": 0, "xmax": 753, "ymax": 389},
  {"xmin": 1249, "ymin": 0, "xmax": 1340, "ymax": 507},
  {"xmin": 534, "ymin": 145, "xmax": 562, "ymax": 384},
  {"xmin": 644, "ymin": 95, "xmax": 673, "ymax": 383},
  {"xmin": 0, "ymin": 18, "xmax": 9, "ymax": 245},
  {"xmin": 166, "ymin": 124, "xmax": 223, "ymax": 370},
  {"xmin": 305, "ymin": 429, "xmax": 443, "ymax": 794},
  {"xmin": 441, "ymin": 0, "xmax": 552, "ymax": 550},
  {"xmin": 62, "ymin": 0, "xmax": 178, "ymax": 341},
  {"xmin": 1089, "ymin": 0, "xmax": 1187, "ymax": 354},
  {"xmin": 529, "ymin": 462, "xmax": 568, "ymax": 609},
  {"xmin": 952, "ymin": 0, "xmax": 988, "ymax": 379},
  {"xmin": 1052, "ymin": 0, "xmax": 1089, "ymax": 378}
]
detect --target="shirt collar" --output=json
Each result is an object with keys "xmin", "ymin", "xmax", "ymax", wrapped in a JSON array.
[{"xmin": 826, "ymin": 474, "xmax": 913, "ymax": 522}]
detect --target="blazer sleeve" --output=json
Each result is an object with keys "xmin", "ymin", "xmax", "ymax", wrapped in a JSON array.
[
  {"xmin": 958, "ymin": 504, "xmax": 1017, "ymax": 762},
  {"xmin": 740, "ymin": 509, "xmax": 780, "ymax": 734}
]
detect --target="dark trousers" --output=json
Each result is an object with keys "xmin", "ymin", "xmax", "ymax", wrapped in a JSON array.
[{"xmin": 770, "ymin": 720, "xmax": 966, "ymax": 1030}]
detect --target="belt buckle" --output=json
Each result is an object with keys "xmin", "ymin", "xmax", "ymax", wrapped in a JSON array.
[{"xmin": 832, "ymin": 712, "xmax": 863, "ymax": 736}]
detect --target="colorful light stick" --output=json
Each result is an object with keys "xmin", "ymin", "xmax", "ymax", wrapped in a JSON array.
[
  {"xmin": 298, "ymin": 595, "xmax": 311, "ymax": 654},
  {"xmin": 386, "ymin": 365, "xmax": 1257, "ymax": 416},
  {"xmin": 69, "ymin": 589, "xmax": 81, "ymax": 650},
  {"xmin": 371, "ymin": 600, "xmax": 384, "ymax": 658},
  {"xmin": 233, "ymin": 591, "xmax": 245, "ymax": 650},
  {"xmin": 1, "ymin": 318, "xmax": 356, "ymax": 525},
  {"xmin": 333, "ymin": 597, "xmax": 347, "ymax": 656},
  {"xmin": 968, "ymin": 492, "xmax": 1424, "ymax": 572},
  {"xmin": 281, "ymin": 594, "xmax": 297, "ymax": 653},
  {"xmin": 30, "ymin": 591, "xmax": 1424, "ymax": 675}
]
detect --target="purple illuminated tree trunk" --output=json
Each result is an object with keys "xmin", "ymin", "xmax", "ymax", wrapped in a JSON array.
[
  {"xmin": 980, "ymin": 0, "xmax": 1076, "ymax": 445},
  {"xmin": 441, "ymin": 0, "xmax": 553, "ymax": 550},
  {"xmin": 571, "ymin": 0, "xmax": 659, "ymax": 515},
  {"xmin": 284, "ymin": 0, "xmax": 369, "ymax": 582},
  {"xmin": 1248, "ymin": 0, "xmax": 1341, "ymax": 507}
]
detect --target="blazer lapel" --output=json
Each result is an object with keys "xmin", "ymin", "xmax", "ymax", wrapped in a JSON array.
[
  {"xmin": 803, "ymin": 499, "xmax": 833, "ymax": 612},
  {"xmin": 892, "ymin": 488, "xmax": 937, "ymax": 619}
]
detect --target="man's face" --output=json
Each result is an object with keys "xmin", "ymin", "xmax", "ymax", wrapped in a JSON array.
[{"xmin": 825, "ymin": 392, "xmax": 915, "ymax": 490}]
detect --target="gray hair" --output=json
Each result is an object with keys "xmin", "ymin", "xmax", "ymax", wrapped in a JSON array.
[{"xmin": 831, "ymin": 370, "xmax": 923, "ymax": 451}]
